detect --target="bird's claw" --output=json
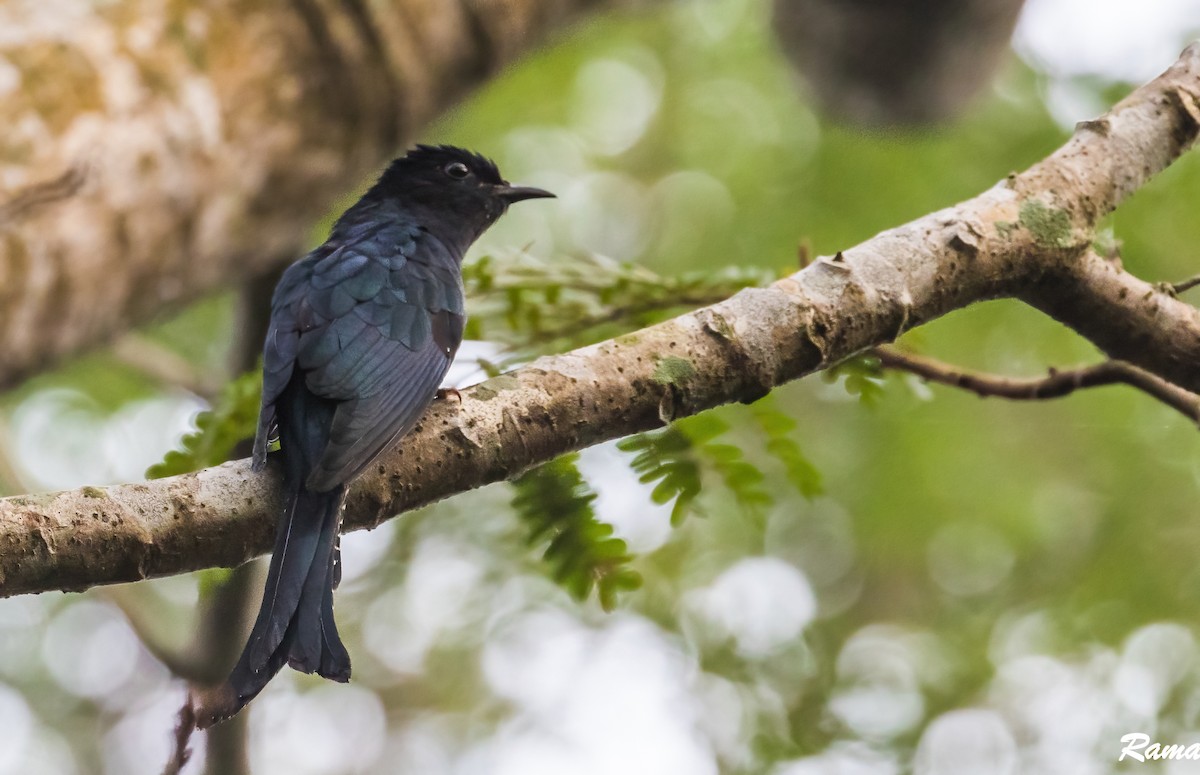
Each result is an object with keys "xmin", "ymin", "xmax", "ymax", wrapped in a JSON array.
[{"xmin": 436, "ymin": 387, "xmax": 463, "ymax": 404}]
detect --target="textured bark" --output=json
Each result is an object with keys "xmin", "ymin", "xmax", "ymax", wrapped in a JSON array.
[
  {"xmin": 1, "ymin": 43, "xmax": 1198, "ymax": 597},
  {"xmin": 1019, "ymin": 249, "xmax": 1200, "ymax": 389},
  {"xmin": 0, "ymin": 0, "xmax": 631, "ymax": 390}
]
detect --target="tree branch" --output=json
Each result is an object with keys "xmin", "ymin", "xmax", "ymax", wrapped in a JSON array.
[
  {"xmin": 1, "ymin": 43, "xmax": 1199, "ymax": 597},
  {"xmin": 1018, "ymin": 248, "xmax": 1200, "ymax": 392},
  {"xmin": 874, "ymin": 346, "xmax": 1200, "ymax": 423}
]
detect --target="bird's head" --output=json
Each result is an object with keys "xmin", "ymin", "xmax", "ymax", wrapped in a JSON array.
[{"xmin": 366, "ymin": 145, "xmax": 554, "ymax": 247}]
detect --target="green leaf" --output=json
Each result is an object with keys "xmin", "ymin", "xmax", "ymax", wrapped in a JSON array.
[
  {"xmin": 824, "ymin": 354, "xmax": 886, "ymax": 406},
  {"xmin": 621, "ymin": 400, "xmax": 825, "ymax": 528},
  {"xmin": 766, "ymin": 437, "xmax": 823, "ymax": 498},
  {"xmin": 670, "ymin": 493, "xmax": 695, "ymax": 527},
  {"xmin": 511, "ymin": 453, "xmax": 640, "ymax": 610},
  {"xmin": 616, "ymin": 435, "xmax": 650, "ymax": 452},
  {"xmin": 746, "ymin": 396, "xmax": 824, "ymax": 499},
  {"xmin": 146, "ymin": 367, "xmax": 262, "ymax": 479},
  {"xmin": 678, "ymin": 413, "xmax": 729, "ymax": 444}
]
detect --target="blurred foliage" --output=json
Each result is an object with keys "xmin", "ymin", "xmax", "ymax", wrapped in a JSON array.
[
  {"xmin": 462, "ymin": 250, "xmax": 773, "ymax": 361},
  {"xmin": 823, "ymin": 353, "xmax": 888, "ymax": 406},
  {"xmin": 749, "ymin": 395, "xmax": 823, "ymax": 497},
  {"xmin": 620, "ymin": 400, "xmax": 821, "ymax": 527},
  {"xmin": 619, "ymin": 421, "xmax": 709, "ymax": 526},
  {"xmin": 145, "ymin": 367, "xmax": 262, "ymax": 478},
  {"xmin": 4, "ymin": 2, "xmax": 1200, "ymax": 774},
  {"xmin": 512, "ymin": 452, "xmax": 642, "ymax": 611}
]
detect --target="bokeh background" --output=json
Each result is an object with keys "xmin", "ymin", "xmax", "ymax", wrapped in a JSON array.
[{"xmin": 3, "ymin": 0, "xmax": 1200, "ymax": 773}]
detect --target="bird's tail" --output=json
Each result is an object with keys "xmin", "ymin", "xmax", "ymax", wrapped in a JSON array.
[{"xmin": 195, "ymin": 480, "xmax": 351, "ymax": 728}]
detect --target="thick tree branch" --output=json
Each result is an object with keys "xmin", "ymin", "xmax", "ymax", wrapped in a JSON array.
[
  {"xmin": 874, "ymin": 346, "xmax": 1200, "ymax": 423},
  {"xmin": 1018, "ymin": 249, "xmax": 1200, "ymax": 390},
  {"xmin": 1, "ymin": 44, "xmax": 1199, "ymax": 597},
  {"xmin": 0, "ymin": 0, "xmax": 637, "ymax": 390}
]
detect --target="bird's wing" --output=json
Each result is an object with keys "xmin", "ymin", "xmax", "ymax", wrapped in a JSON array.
[
  {"xmin": 306, "ymin": 231, "xmax": 467, "ymax": 491},
  {"xmin": 252, "ymin": 258, "xmax": 316, "ymax": 469},
  {"xmin": 252, "ymin": 213, "xmax": 431, "ymax": 468},
  {"xmin": 303, "ymin": 311, "xmax": 463, "ymax": 492},
  {"xmin": 254, "ymin": 214, "xmax": 467, "ymax": 488}
]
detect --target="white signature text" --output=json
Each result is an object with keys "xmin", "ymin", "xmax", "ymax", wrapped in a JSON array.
[{"xmin": 1120, "ymin": 733, "xmax": 1200, "ymax": 762}]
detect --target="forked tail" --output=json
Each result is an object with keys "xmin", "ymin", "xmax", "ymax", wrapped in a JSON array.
[{"xmin": 196, "ymin": 480, "xmax": 350, "ymax": 728}]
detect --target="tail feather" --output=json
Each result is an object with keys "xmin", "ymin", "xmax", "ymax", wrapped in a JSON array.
[
  {"xmin": 287, "ymin": 493, "xmax": 346, "ymax": 675},
  {"xmin": 246, "ymin": 486, "xmax": 332, "ymax": 667},
  {"xmin": 200, "ymin": 481, "xmax": 351, "ymax": 727},
  {"xmin": 319, "ymin": 575, "xmax": 352, "ymax": 679},
  {"xmin": 196, "ymin": 372, "xmax": 353, "ymax": 729}
]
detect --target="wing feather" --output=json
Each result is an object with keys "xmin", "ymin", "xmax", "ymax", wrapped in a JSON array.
[
  {"xmin": 306, "ymin": 336, "xmax": 453, "ymax": 491},
  {"xmin": 254, "ymin": 212, "xmax": 465, "ymax": 484}
]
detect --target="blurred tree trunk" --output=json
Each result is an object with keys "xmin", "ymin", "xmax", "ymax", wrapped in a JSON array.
[
  {"xmin": 0, "ymin": 0, "xmax": 635, "ymax": 390},
  {"xmin": 772, "ymin": 0, "xmax": 1027, "ymax": 124}
]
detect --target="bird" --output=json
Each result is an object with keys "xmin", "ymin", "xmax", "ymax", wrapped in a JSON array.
[{"xmin": 195, "ymin": 145, "xmax": 554, "ymax": 727}]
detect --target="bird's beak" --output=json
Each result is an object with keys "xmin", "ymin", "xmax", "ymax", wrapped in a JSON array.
[{"xmin": 498, "ymin": 183, "xmax": 556, "ymax": 203}]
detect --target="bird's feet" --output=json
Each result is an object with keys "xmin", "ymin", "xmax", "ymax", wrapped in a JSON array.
[{"xmin": 436, "ymin": 387, "xmax": 463, "ymax": 404}]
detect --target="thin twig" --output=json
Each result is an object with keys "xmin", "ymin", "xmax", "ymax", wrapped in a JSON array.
[
  {"xmin": 797, "ymin": 239, "xmax": 812, "ymax": 269},
  {"xmin": 874, "ymin": 346, "xmax": 1200, "ymax": 424},
  {"xmin": 1171, "ymin": 273, "xmax": 1200, "ymax": 295},
  {"xmin": 161, "ymin": 696, "xmax": 196, "ymax": 775}
]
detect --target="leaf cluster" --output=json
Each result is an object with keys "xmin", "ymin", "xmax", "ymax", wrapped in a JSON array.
[
  {"xmin": 511, "ymin": 453, "xmax": 642, "ymax": 611},
  {"xmin": 462, "ymin": 251, "xmax": 774, "ymax": 359},
  {"xmin": 146, "ymin": 368, "xmax": 262, "ymax": 479},
  {"xmin": 618, "ymin": 397, "xmax": 822, "ymax": 527},
  {"xmin": 823, "ymin": 353, "xmax": 886, "ymax": 405}
]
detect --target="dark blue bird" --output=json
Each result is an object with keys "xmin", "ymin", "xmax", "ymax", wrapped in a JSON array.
[{"xmin": 198, "ymin": 146, "xmax": 553, "ymax": 726}]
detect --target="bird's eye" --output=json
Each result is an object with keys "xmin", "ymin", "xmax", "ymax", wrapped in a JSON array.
[{"xmin": 444, "ymin": 162, "xmax": 470, "ymax": 179}]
